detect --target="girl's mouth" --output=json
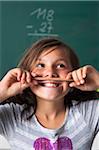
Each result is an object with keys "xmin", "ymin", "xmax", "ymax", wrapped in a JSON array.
[{"xmin": 38, "ymin": 81, "xmax": 61, "ymax": 88}]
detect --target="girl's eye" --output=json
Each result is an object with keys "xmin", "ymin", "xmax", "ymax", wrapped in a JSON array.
[
  {"xmin": 57, "ymin": 64, "xmax": 66, "ymax": 68},
  {"xmin": 36, "ymin": 63, "xmax": 45, "ymax": 68}
]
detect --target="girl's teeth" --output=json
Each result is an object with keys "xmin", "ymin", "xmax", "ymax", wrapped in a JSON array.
[
  {"xmin": 44, "ymin": 83, "xmax": 57, "ymax": 87},
  {"xmin": 38, "ymin": 81, "xmax": 60, "ymax": 87}
]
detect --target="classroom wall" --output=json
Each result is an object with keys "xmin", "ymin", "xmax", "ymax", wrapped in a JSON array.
[{"xmin": 0, "ymin": 1, "xmax": 99, "ymax": 78}]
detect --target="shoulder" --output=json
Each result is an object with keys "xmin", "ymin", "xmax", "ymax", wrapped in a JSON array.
[
  {"xmin": 72, "ymin": 100, "xmax": 99, "ymax": 117},
  {"xmin": 0, "ymin": 102, "xmax": 24, "ymax": 111},
  {"xmin": 72, "ymin": 99, "xmax": 99, "ymax": 112},
  {"xmin": 70, "ymin": 100, "xmax": 99, "ymax": 133},
  {"xmin": 72, "ymin": 100, "xmax": 99, "ymax": 131},
  {"xmin": 0, "ymin": 102, "xmax": 25, "ymax": 120}
]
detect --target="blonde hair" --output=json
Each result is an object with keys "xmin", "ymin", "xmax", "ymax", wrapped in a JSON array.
[{"xmin": 18, "ymin": 37, "xmax": 80, "ymax": 71}]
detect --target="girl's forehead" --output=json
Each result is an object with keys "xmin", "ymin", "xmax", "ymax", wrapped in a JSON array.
[{"xmin": 38, "ymin": 47, "xmax": 68, "ymax": 59}]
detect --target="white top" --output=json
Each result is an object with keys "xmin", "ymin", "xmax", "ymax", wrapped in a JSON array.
[{"xmin": 0, "ymin": 100, "xmax": 99, "ymax": 150}]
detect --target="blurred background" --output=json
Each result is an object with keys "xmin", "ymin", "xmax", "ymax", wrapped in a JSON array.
[{"xmin": 0, "ymin": 1, "xmax": 99, "ymax": 79}]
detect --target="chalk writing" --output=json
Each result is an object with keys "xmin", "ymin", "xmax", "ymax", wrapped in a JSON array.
[{"xmin": 26, "ymin": 8, "xmax": 58, "ymax": 37}]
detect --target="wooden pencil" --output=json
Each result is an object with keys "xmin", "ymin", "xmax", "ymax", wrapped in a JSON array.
[{"xmin": 33, "ymin": 77, "xmax": 73, "ymax": 82}]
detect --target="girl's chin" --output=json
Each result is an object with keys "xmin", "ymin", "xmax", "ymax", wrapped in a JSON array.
[
  {"xmin": 33, "ymin": 90, "xmax": 67, "ymax": 102},
  {"xmin": 31, "ymin": 85, "xmax": 68, "ymax": 100},
  {"xmin": 35, "ymin": 93, "xmax": 62, "ymax": 100},
  {"xmin": 33, "ymin": 89, "xmax": 62, "ymax": 97}
]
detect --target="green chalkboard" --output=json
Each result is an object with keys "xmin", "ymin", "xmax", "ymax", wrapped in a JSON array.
[{"xmin": 0, "ymin": 1, "xmax": 99, "ymax": 78}]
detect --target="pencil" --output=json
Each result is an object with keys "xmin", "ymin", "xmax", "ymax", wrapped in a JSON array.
[{"xmin": 33, "ymin": 77, "xmax": 73, "ymax": 82}]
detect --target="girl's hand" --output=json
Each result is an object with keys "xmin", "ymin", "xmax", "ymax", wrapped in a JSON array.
[
  {"xmin": 66, "ymin": 65, "xmax": 99, "ymax": 91},
  {"xmin": 0, "ymin": 68, "xmax": 32, "ymax": 101}
]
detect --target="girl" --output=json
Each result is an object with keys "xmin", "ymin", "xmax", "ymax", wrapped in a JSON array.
[{"xmin": 0, "ymin": 37, "xmax": 99, "ymax": 150}]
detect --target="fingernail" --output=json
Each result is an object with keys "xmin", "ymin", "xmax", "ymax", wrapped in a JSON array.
[
  {"xmin": 69, "ymin": 83, "xmax": 73, "ymax": 87},
  {"xmin": 77, "ymin": 82, "xmax": 80, "ymax": 85},
  {"xmin": 80, "ymin": 79, "xmax": 84, "ymax": 84},
  {"xmin": 83, "ymin": 74, "xmax": 86, "ymax": 78},
  {"xmin": 27, "ymin": 78, "xmax": 31, "ymax": 83},
  {"xmin": 31, "ymin": 72, "xmax": 36, "ymax": 77}
]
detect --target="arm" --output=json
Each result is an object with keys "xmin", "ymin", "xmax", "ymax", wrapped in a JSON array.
[
  {"xmin": 66, "ymin": 65, "xmax": 99, "ymax": 91},
  {"xmin": 0, "ymin": 68, "xmax": 32, "ymax": 102}
]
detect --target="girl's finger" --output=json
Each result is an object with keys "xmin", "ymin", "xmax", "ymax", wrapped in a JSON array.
[
  {"xmin": 76, "ymin": 68, "xmax": 85, "ymax": 84},
  {"xmin": 82, "ymin": 66, "xmax": 87, "ymax": 78},
  {"xmin": 65, "ymin": 72, "xmax": 72, "ymax": 81},
  {"xmin": 20, "ymin": 71, "xmax": 26, "ymax": 84},
  {"xmin": 71, "ymin": 70, "xmax": 80, "ymax": 85},
  {"xmin": 69, "ymin": 82, "xmax": 77, "ymax": 87},
  {"xmin": 26, "ymin": 71, "xmax": 32, "ymax": 83},
  {"xmin": 16, "ymin": 68, "xmax": 25, "ymax": 82},
  {"xmin": 31, "ymin": 72, "xmax": 37, "ymax": 78}
]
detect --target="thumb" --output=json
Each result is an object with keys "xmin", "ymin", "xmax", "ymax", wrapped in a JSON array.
[{"xmin": 21, "ymin": 82, "xmax": 30, "ymax": 90}]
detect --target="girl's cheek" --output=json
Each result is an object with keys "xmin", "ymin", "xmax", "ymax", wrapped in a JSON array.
[{"xmin": 58, "ymin": 70, "xmax": 69, "ymax": 78}]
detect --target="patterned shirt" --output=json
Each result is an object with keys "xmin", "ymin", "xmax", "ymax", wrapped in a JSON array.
[{"xmin": 0, "ymin": 100, "xmax": 99, "ymax": 150}]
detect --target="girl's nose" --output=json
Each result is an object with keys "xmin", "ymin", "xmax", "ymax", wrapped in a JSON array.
[{"xmin": 43, "ymin": 68, "xmax": 59, "ymax": 78}]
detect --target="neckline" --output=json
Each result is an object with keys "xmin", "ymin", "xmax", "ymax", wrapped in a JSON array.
[{"xmin": 33, "ymin": 107, "xmax": 69, "ymax": 134}]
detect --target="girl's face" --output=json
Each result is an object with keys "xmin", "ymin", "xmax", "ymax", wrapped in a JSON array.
[{"xmin": 30, "ymin": 47, "xmax": 72, "ymax": 102}]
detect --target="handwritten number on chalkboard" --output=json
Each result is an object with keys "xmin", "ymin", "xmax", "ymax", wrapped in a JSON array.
[
  {"xmin": 27, "ymin": 8, "xmax": 56, "ymax": 36},
  {"xmin": 47, "ymin": 10, "xmax": 54, "ymax": 22},
  {"xmin": 39, "ymin": 22, "xmax": 47, "ymax": 32},
  {"xmin": 39, "ymin": 22, "xmax": 53, "ymax": 33},
  {"xmin": 47, "ymin": 22, "xmax": 53, "ymax": 33},
  {"xmin": 31, "ymin": 8, "xmax": 46, "ymax": 20}
]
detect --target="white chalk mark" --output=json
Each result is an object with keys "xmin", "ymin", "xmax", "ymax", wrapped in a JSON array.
[{"xmin": 27, "ymin": 33, "xmax": 58, "ymax": 37}]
